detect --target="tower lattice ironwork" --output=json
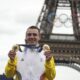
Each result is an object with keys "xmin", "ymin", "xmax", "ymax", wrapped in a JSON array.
[{"xmin": 36, "ymin": 0, "xmax": 80, "ymax": 72}]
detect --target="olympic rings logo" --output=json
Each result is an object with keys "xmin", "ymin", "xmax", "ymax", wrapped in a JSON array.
[{"xmin": 48, "ymin": 13, "xmax": 72, "ymax": 28}]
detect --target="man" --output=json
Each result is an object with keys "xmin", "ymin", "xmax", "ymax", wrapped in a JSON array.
[{"xmin": 5, "ymin": 26, "xmax": 56, "ymax": 80}]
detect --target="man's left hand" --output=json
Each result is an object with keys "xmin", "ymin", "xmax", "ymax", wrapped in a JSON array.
[{"xmin": 44, "ymin": 51, "xmax": 52, "ymax": 61}]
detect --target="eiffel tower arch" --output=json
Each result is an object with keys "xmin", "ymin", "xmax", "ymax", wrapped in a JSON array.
[{"xmin": 36, "ymin": 0, "xmax": 80, "ymax": 72}]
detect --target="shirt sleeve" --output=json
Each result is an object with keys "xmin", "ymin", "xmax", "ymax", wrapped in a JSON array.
[
  {"xmin": 45, "ymin": 57, "xmax": 56, "ymax": 80},
  {"xmin": 5, "ymin": 57, "xmax": 17, "ymax": 78}
]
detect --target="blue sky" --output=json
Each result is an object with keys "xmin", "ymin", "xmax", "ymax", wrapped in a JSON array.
[{"xmin": 0, "ymin": 0, "xmax": 80, "ymax": 80}]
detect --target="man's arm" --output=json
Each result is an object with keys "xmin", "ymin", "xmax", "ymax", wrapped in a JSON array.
[
  {"xmin": 5, "ymin": 57, "xmax": 17, "ymax": 78},
  {"xmin": 5, "ymin": 45, "xmax": 19, "ymax": 78},
  {"xmin": 40, "ymin": 44, "xmax": 56, "ymax": 80},
  {"xmin": 45, "ymin": 57, "xmax": 56, "ymax": 80}
]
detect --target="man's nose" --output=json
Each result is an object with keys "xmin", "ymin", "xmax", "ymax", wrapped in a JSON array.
[{"xmin": 29, "ymin": 34, "xmax": 34, "ymax": 38}]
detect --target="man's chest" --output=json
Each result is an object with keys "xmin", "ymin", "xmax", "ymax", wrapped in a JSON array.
[{"xmin": 16, "ymin": 50, "xmax": 46, "ymax": 76}]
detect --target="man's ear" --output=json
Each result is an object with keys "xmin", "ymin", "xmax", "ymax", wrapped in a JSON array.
[
  {"xmin": 25, "ymin": 38, "xmax": 27, "ymax": 44},
  {"xmin": 39, "ymin": 34, "xmax": 41, "ymax": 41}
]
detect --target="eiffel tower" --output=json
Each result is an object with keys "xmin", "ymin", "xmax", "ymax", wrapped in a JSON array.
[{"xmin": 36, "ymin": 0, "xmax": 80, "ymax": 72}]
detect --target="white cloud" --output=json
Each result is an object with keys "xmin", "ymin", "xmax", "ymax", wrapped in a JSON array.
[{"xmin": 0, "ymin": 0, "xmax": 44, "ymax": 34}]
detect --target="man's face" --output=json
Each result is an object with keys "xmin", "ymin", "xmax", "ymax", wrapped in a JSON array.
[{"xmin": 25, "ymin": 28, "xmax": 40, "ymax": 45}]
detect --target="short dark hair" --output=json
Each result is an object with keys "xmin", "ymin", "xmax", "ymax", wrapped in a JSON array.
[{"xmin": 28, "ymin": 25, "xmax": 40, "ymax": 34}]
